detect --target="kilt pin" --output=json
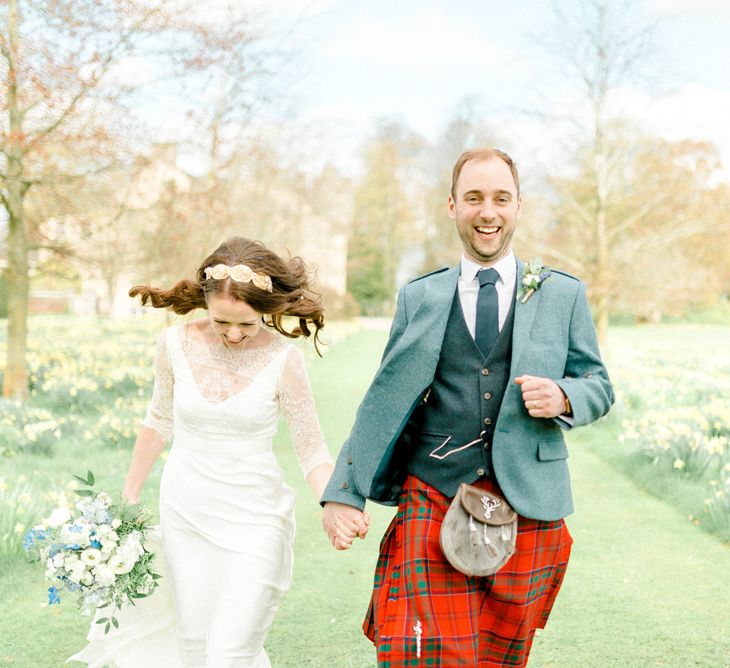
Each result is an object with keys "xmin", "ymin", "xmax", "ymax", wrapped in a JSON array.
[{"xmin": 365, "ymin": 475, "xmax": 573, "ymax": 667}]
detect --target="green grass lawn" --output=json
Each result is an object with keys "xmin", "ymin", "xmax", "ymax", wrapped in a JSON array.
[{"xmin": 1, "ymin": 324, "xmax": 730, "ymax": 667}]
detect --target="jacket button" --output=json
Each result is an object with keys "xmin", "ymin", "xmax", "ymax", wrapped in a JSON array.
[
  {"xmin": 341, "ymin": 482, "xmax": 349, "ymax": 490},
  {"xmin": 482, "ymin": 368, "xmax": 489, "ymax": 376},
  {"xmin": 483, "ymin": 417, "xmax": 492, "ymax": 426},
  {"xmin": 483, "ymin": 392, "xmax": 492, "ymax": 400},
  {"xmin": 477, "ymin": 468, "xmax": 485, "ymax": 476},
  {"xmin": 346, "ymin": 457, "xmax": 353, "ymax": 464}
]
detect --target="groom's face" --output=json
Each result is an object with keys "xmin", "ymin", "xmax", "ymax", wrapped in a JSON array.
[{"xmin": 448, "ymin": 157, "xmax": 521, "ymax": 266}]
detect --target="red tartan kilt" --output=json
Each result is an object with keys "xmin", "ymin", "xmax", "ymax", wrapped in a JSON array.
[{"xmin": 364, "ymin": 475, "xmax": 573, "ymax": 667}]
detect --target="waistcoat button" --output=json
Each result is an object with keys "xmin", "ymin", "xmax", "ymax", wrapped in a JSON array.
[
  {"xmin": 477, "ymin": 468, "xmax": 485, "ymax": 476},
  {"xmin": 482, "ymin": 368, "xmax": 489, "ymax": 376},
  {"xmin": 483, "ymin": 417, "xmax": 492, "ymax": 425},
  {"xmin": 483, "ymin": 392, "xmax": 492, "ymax": 400}
]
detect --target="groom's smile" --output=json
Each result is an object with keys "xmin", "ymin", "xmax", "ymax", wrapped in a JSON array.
[{"xmin": 448, "ymin": 156, "xmax": 521, "ymax": 266}]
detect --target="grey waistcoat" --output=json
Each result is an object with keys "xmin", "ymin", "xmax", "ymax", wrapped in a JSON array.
[{"xmin": 405, "ymin": 288, "xmax": 515, "ymax": 497}]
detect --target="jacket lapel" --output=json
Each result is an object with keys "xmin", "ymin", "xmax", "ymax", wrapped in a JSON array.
[
  {"xmin": 511, "ymin": 257, "xmax": 541, "ymax": 372},
  {"xmin": 417, "ymin": 266, "xmax": 460, "ymax": 337}
]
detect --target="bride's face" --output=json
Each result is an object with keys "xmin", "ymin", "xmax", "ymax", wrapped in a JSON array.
[{"xmin": 206, "ymin": 293, "xmax": 262, "ymax": 347}]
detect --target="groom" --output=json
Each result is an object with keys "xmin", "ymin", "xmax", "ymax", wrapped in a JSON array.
[{"xmin": 321, "ymin": 148, "xmax": 614, "ymax": 667}]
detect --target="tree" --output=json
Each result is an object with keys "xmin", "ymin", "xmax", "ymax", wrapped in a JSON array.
[
  {"xmin": 519, "ymin": 133, "xmax": 726, "ymax": 323},
  {"xmin": 0, "ymin": 0, "xmax": 262, "ymax": 398},
  {"xmin": 532, "ymin": 0, "xmax": 662, "ymax": 341},
  {"xmin": 347, "ymin": 121, "xmax": 422, "ymax": 315}
]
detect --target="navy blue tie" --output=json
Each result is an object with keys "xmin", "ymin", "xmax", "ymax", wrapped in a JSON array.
[{"xmin": 475, "ymin": 268, "xmax": 500, "ymax": 358}]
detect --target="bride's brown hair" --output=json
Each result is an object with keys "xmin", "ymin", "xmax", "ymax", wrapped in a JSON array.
[{"xmin": 129, "ymin": 237, "xmax": 325, "ymax": 353}]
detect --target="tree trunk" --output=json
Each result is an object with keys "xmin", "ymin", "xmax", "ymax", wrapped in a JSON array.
[
  {"xmin": 3, "ymin": 0, "xmax": 30, "ymax": 400},
  {"xmin": 593, "ymin": 104, "xmax": 610, "ymax": 347},
  {"xmin": 4, "ymin": 210, "xmax": 30, "ymax": 400}
]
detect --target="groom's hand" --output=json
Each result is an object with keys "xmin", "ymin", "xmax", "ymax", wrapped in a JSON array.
[
  {"xmin": 322, "ymin": 502, "xmax": 370, "ymax": 550},
  {"xmin": 515, "ymin": 375, "xmax": 567, "ymax": 419}
]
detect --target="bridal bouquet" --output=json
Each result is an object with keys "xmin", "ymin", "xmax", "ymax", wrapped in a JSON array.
[{"xmin": 24, "ymin": 471, "xmax": 160, "ymax": 633}]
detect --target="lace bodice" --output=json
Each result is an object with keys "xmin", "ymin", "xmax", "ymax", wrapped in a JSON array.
[{"xmin": 143, "ymin": 323, "xmax": 333, "ymax": 476}]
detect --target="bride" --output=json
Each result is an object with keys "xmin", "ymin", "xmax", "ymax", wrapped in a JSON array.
[{"xmin": 70, "ymin": 237, "xmax": 355, "ymax": 667}]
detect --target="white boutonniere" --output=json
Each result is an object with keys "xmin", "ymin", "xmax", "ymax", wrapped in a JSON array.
[{"xmin": 517, "ymin": 258, "xmax": 551, "ymax": 304}]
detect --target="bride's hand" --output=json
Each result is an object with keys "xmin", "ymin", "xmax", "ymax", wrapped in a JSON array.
[
  {"xmin": 122, "ymin": 489, "xmax": 140, "ymax": 504},
  {"xmin": 322, "ymin": 502, "xmax": 369, "ymax": 550}
]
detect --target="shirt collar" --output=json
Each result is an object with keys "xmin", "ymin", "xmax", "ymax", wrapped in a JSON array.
[{"xmin": 460, "ymin": 250, "xmax": 517, "ymax": 285}]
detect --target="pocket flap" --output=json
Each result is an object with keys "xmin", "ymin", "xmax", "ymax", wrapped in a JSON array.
[
  {"xmin": 458, "ymin": 484, "xmax": 517, "ymax": 525},
  {"xmin": 538, "ymin": 439, "xmax": 569, "ymax": 461}
]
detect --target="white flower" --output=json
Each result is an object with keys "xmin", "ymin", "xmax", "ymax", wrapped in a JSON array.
[
  {"xmin": 45, "ymin": 557, "xmax": 58, "ymax": 579},
  {"xmin": 92, "ymin": 564, "xmax": 116, "ymax": 587},
  {"xmin": 47, "ymin": 506, "xmax": 72, "ymax": 528},
  {"xmin": 107, "ymin": 553, "xmax": 135, "ymax": 575},
  {"xmin": 119, "ymin": 531, "xmax": 143, "ymax": 558},
  {"xmin": 52, "ymin": 553, "xmax": 65, "ymax": 568},
  {"xmin": 80, "ymin": 548, "xmax": 103, "ymax": 566},
  {"xmin": 64, "ymin": 553, "xmax": 80, "ymax": 567},
  {"xmin": 66, "ymin": 561, "xmax": 88, "ymax": 583},
  {"xmin": 111, "ymin": 518, "xmax": 121, "ymax": 529},
  {"xmin": 100, "ymin": 531, "xmax": 119, "ymax": 550},
  {"xmin": 136, "ymin": 574, "xmax": 155, "ymax": 595},
  {"xmin": 97, "ymin": 492, "xmax": 112, "ymax": 507}
]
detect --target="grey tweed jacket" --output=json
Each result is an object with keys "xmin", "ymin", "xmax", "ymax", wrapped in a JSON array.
[{"xmin": 320, "ymin": 259, "xmax": 614, "ymax": 521}]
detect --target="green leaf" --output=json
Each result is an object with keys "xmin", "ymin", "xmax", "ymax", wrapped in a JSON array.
[
  {"xmin": 104, "ymin": 622, "xmax": 111, "ymax": 634},
  {"xmin": 74, "ymin": 489, "xmax": 94, "ymax": 497},
  {"xmin": 151, "ymin": 573, "xmax": 162, "ymax": 580},
  {"xmin": 96, "ymin": 617, "xmax": 109, "ymax": 624},
  {"xmin": 111, "ymin": 617, "xmax": 119, "ymax": 629},
  {"xmin": 72, "ymin": 470, "xmax": 95, "ymax": 486}
]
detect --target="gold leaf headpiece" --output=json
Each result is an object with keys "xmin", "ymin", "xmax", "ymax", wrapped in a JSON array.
[{"xmin": 203, "ymin": 263, "xmax": 273, "ymax": 292}]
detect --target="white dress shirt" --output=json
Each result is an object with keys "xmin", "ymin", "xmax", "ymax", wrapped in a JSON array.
[{"xmin": 458, "ymin": 251, "xmax": 517, "ymax": 338}]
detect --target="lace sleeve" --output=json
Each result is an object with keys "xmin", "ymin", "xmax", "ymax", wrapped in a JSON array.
[
  {"xmin": 142, "ymin": 330, "xmax": 174, "ymax": 441},
  {"xmin": 278, "ymin": 346, "xmax": 334, "ymax": 477}
]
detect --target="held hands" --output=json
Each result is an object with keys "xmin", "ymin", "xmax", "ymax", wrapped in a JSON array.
[
  {"xmin": 321, "ymin": 502, "xmax": 370, "ymax": 550},
  {"xmin": 515, "ymin": 375, "xmax": 568, "ymax": 419}
]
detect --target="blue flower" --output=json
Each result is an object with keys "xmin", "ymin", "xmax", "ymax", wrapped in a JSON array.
[
  {"xmin": 48, "ymin": 586, "xmax": 61, "ymax": 606},
  {"xmin": 69, "ymin": 524, "xmax": 84, "ymax": 533},
  {"xmin": 89, "ymin": 540, "xmax": 102, "ymax": 549},
  {"xmin": 23, "ymin": 528, "xmax": 48, "ymax": 550}
]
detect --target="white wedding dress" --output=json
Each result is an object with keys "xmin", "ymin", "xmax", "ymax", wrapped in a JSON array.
[{"xmin": 69, "ymin": 323, "xmax": 333, "ymax": 668}]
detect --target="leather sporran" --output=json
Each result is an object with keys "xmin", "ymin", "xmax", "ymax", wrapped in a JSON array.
[{"xmin": 439, "ymin": 483, "xmax": 518, "ymax": 576}]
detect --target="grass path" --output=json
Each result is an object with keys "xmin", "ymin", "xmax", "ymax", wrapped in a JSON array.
[
  {"xmin": 528, "ymin": 430, "xmax": 730, "ymax": 668},
  {"xmin": 1, "ymin": 327, "xmax": 729, "ymax": 666}
]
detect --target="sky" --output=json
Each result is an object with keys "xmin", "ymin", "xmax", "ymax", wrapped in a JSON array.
[
  {"xmin": 143, "ymin": 0, "xmax": 730, "ymax": 183},
  {"xmin": 251, "ymin": 0, "xmax": 730, "ymax": 180}
]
